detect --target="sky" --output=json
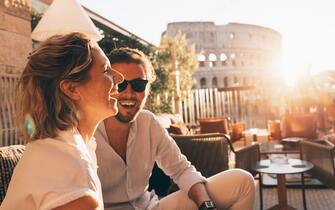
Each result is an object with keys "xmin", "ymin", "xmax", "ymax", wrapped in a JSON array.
[{"xmin": 80, "ymin": 0, "xmax": 335, "ymax": 80}]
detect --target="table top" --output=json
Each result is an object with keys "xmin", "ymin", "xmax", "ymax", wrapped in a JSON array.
[
  {"xmin": 252, "ymin": 159, "xmax": 313, "ymax": 175},
  {"xmin": 243, "ymin": 128, "xmax": 269, "ymax": 136}
]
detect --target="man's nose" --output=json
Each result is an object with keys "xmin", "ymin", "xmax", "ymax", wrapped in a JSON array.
[{"xmin": 121, "ymin": 82, "xmax": 135, "ymax": 95}]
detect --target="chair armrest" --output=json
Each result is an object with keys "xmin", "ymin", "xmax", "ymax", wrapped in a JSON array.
[
  {"xmin": 235, "ymin": 144, "xmax": 260, "ymax": 177},
  {"xmin": 300, "ymin": 140, "xmax": 335, "ymax": 189}
]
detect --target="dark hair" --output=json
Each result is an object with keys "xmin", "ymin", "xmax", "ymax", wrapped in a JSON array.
[
  {"xmin": 108, "ymin": 48, "xmax": 156, "ymax": 82},
  {"xmin": 17, "ymin": 32, "xmax": 95, "ymax": 141}
]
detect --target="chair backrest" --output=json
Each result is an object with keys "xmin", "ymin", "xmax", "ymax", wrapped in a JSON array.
[
  {"xmin": 267, "ymin": 120, "xmax": 282, "ymax": 140},
  {"xmin": 300, "ymin": 140, "xmax": 335, "ymax": 189},
  {"xmin": 235, "ymin": 144, "xmax": 260, "ymax": 177},
  {"xmin": 198, "ymin": 118, "xmax": 229, "ymax": 134},
  {"xmin": 230, "ymin": 122, "xmax": 245, "ymax": 142},
  {"xmin": 170, "ymin": 133, "xmax": 229, "ymax": 178},
  {"xmin": 0, "ymin": 145, "xmax": 25, "ymax": 203},
  {"xmin": 281, "ymin": 114, "xmax": 317, "ymax": 139}
]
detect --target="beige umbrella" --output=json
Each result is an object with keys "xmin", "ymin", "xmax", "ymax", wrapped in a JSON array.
[{"xmin": 31, "ymin": 0, "xmax": 102, "ymax": 42}]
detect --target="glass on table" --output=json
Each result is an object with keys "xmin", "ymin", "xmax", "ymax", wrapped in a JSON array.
[{"xmin": 269, "ymin": 154, "xmax": 289, "ymax": 165}]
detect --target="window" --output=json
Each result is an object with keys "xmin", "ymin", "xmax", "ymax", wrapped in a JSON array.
[
  {"xmin": 229, "ymin": 32, "xmax": 235, "ymax": 39},
  {"xmin": 220, "ymin": 53, "xmax": 227, "ymax": 61},
  {"xmin": 232, "ymin": 61, "xmax": 237, "ymax": 67},
  {"xmin": 220, "ymin": 53, "xmax": 227, "ymax": 67},
  {"xmin": 208, "ymin": 53, "xmax": 217, "ymax": 61},
  {"xmin": 223, "ymin": 77, "xmax": 228, "ymax": 87},
  {"xmin": 208, "ymin": 53, "xmax": 217, "ymax": 68},
  {"xmin": 209, "ymin": 32, "xmax": 215, "ymax": 42},
  {"xmin": 197, "ymin": 54, "xmax": 206, "ymax": 67},
  {"xmin": 200, "ymin": 78, "xmax": 207, "ymax": 88},
  {"xmin": 197, "ymin": 54, "xmax": 206, "ymax": 61},
  {"xmin": 212, "ymin": 77, "xmax": 218, "ymax": 88},
  {"xmin": 234, "ymin": 76, "xmax": 238, "ymax": 84}
]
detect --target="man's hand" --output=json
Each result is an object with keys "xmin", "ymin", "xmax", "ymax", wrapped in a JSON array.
[{"xmin": 188, "ymin": 182, "xmax": 217, "ymax": 210}]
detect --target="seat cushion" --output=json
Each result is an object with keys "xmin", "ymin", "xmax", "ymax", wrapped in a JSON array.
[
  {"xmin": 0, "ymin": 145, "xmax": 25, "ymax": 203},
  {"xmin": 199, "ymin": 118, "xmax": 229, "ymax": 134},
  {"xmin": 168, "ymin": 123, "xmax": 190, "ymax": 135}
]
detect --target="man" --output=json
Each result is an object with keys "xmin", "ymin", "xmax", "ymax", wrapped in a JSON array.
[{"xmin": 94, "ymin": 48, "xmax": 255, "ymax": 210}]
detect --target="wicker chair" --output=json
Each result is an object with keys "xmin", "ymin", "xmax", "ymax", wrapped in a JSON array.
[
  {"xmin": 198, "ymin": 118, "xmax": 246, "ymax": 146},
  {"xmin": 170, "ymin": 133, "xmax": 230, "ymax": 177},
  {"xmin": 0, "ymin": 145, "xmax": 25, "ymax": 203},
  {"xmin": 168, "ymin": 133, "xmax": 230, "ymax": 193},
  {"xmin": 300, "ymin": 140, "xmax": 335, "ymax": 189},
  {"xmin": 234, "ymin": 144, "xmax": 263, "ymax": 210}
]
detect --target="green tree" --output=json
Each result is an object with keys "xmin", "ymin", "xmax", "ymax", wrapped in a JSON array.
[{"xmin": 150, "ymin": 31, "xmax": 198, "ymax": 113}]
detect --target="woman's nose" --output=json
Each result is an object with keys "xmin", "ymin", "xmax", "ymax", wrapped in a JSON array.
[{"xmin": 111, "ymin": 69, "xmax": 124, "ymax": 85}]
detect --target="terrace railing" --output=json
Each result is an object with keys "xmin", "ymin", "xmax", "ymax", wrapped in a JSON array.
[
  {"xmin": 0, "ymin": 73, "xmax": 22, "ymax": 146},
  {"xmin": 179, "ymin": 86, "xmax": 269, "ymax": 128}
]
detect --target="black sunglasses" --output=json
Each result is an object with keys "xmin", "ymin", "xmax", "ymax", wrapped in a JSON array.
[{"xmin": 118, "ymin": 78, "xmax": 148, "ymax": 92}]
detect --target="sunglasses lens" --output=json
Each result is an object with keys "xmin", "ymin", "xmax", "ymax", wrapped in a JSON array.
[
  {"xmin": 118, "ymin": 80, "xmax": 128, "ymax": 92},
  {"xmin": 131, "ymin": 79, "xmax": 148, "ymax": 92}
]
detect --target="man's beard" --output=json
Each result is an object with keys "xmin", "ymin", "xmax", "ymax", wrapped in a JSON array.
[
  {"xmin": 115, "ymin": 100, "xmax": 145, "ymax": 123},
  {"xmin": 115, "ymin": 111, "xmax": 139, "ymax": 123}
]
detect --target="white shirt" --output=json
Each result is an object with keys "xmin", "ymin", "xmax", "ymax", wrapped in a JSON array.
[
  {"xmin": 95, "ymin": 110, "xmax": 206, "ymax": 210},
  {"xmin": 0, "ymin": 129, "xmax": 103, "ymax": 210}
]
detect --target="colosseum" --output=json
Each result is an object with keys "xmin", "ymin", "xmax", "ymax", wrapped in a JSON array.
[{"xmin": 163, "ymin": 22, "xmax": 282, "ymax": 89}]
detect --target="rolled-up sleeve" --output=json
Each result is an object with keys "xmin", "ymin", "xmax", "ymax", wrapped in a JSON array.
[{"xmin": 150, "ymin": 117, "xmax": 206, "ymax": 194}]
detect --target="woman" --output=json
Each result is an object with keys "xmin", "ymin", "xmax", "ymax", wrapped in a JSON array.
[{"xmin": 0, "ymin": 32, "xmax": 123, "ymax": 210}]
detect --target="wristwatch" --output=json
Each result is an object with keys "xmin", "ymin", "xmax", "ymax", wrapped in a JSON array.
[{"xmin": 198, "ymin": 200, "xmax": 216, "ymax": 210}]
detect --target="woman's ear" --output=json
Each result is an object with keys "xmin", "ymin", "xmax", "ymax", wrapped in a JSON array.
[{"xmin": 59, "ymin": 80, "xmax": 81, "ymax": 101}]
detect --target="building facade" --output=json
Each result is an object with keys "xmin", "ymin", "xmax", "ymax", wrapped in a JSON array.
[
  {"xmin": 0, "ymin": 0, "xmax": 31, "ymax": 75},
  {"xmin": 163, "ymin": 22, "xmax": 282, "ymax": 89}
]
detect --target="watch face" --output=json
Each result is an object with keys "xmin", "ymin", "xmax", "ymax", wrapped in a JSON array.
[
  {"xmin": 199, "ymin": 200, "xmax": 216, "ymax": 210},
  {"xmin": 205, "ymin": 201, "xmax": 215, "ymax": 208}
]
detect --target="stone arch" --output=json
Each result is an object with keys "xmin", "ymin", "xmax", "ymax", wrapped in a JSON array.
[
  {"xmin": 200, "ymin": 77, "xmax": 207, "ymax": 88},
  {"xmin": 212, "ymin": 77, "xmax": 218, "ymax": 88},
  {"xmin": 197, "ymin": 54, "xmax": 206, "ymax": 67},
  {"xmin": 223, "ymin": 77, "xmax": 228, "ymax": 87},
  {"xmin": 220, "ymin": 53, "xmax": 228, "ymax": 66},
  {"xmin": 233, "ymin": 76, "xmax": 238, "ymax": 84},
  {"xmin": 208, "ymin": 53, "xmax": 217, "ymax": 68}
]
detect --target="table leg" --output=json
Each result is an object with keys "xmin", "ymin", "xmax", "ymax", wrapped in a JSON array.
[
  {"xmin": 301, "ymin": 173, "xmax": 307, "ymax": 210},
  {"xmin": 277, "ymin": 174, "xmax": 287, "ymax": 208},
  {"xmin": 268, "ymin": 174, "xmax": 296, "ymax": 210}
]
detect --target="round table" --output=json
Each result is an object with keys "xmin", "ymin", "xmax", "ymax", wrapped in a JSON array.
[{"xmin": 253, "ymin": 159, "xmax": 313, "ymax": 210}]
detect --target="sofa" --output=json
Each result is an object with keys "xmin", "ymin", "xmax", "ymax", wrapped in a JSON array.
[{"xmin": 0, "ymin": 145, "xmax": 25, "ymax": 203}]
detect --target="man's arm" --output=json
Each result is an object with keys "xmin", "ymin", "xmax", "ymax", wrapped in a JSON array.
[
  {"xmin": 188, "ymin": 183, "xmax": 217, "ymax": 209},
  {"xmin": 53, "ymin": 196, "xmax": 99, "ymax": 210},
  {"xmin": 188, "ymin": 182, "xmax": 211, "ymax": 205}
]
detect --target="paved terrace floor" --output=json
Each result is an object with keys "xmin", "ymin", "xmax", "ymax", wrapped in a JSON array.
[
  {"xmin": 232, "ymin": 133, "xmax": 335, "ymax": 210},
  {"xmin": 254, "ymin": 181, "xmax": 335, "ymax": 210}
]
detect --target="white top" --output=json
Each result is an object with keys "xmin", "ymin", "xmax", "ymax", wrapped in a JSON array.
[
  {"xmin": 0, "ymin": 129, "xmax": 103, "ymax": 210},
  {"xmin": 95, "ymin": 110, "xmax": 206, "ymax": 210}
]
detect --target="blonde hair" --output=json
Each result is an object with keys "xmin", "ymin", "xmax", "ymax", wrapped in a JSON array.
[{"xmin": 17, "ymin": 32, "xmax": 95, "ymax": 142}]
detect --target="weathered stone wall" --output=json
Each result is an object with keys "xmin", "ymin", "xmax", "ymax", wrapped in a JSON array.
[
  {"xmin": 0, "ymin": 0, "xmax": 32, "ymax": 75},
  {"xmin": 164, "ymin": 22, "xmax": 282, "ymax": 89}
]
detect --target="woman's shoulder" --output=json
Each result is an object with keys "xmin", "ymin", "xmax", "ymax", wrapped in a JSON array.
[{"xmin": 21, "ymin": 138, "xmax": 90, "ymax": 175}]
